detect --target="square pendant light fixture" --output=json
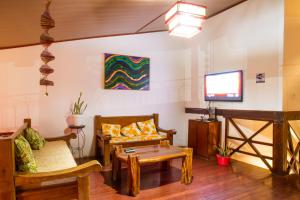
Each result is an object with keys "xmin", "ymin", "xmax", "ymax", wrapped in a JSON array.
[{"xmin": 165, "ymin": 1, "xmax": 207, "ymax": 38}]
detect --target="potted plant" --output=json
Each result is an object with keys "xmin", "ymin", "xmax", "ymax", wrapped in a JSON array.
[
  {"xmin": 215, "ymin": 145, "xmax": 233, "ymax": 166},
  {"xmin": 66, "ymin": 92, "xmax": 87, "ymax": 126}
]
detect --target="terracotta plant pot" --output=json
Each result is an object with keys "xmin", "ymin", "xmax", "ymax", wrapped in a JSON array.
[
  {"xmin": 66, "ymin": 114, "xmax": 85, "ymax": 126},
  {"xmin": 216, "ymin": 154, "xmax": 231, "ymax": 166}
]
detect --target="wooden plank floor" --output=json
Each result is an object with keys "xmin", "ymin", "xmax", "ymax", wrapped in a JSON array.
[{"xmin": 90, "ymin": 157, "xmax": 300, "ymax": 200}]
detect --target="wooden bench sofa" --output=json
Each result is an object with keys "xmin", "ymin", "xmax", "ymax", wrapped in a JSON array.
[
  {"xmin": 94, "ymin": 113, "xmax": 176, "ymax": 166},
  {"xmin": 0, "ymin": 119, "xmax": 102, "ymax": 200}
]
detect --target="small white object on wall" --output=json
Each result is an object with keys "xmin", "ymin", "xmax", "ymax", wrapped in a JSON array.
[{"xmin": 256, "ymin": 73, "xmax": 265, "ymax": 83}]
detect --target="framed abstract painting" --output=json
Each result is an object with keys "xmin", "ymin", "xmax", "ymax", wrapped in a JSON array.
[{"xmin": 104, "ymin": 53, "xmax": 150, "ymax": 90}]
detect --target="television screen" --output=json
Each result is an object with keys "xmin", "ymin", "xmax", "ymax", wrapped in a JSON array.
[{"xmin": 204, "ymin": 70, "xmax": 243, "ymax": 102}]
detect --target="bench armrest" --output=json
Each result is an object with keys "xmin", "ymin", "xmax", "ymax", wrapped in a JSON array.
[
  {"xmin": 157, "ymin": 127, "xmax": 176, "ymax": 135},
  {"xmin": 157, "ymin": 127, "xmax": 176, "ymax": 145},
  {"xmin": 45, "ymin": 133, "xmax": 77, "ymax": 146},
  {"xmin": 96, "ymin": 131, "xmax": 111, "ymax": 141},
  {"xmin": 15, "ymin": 160, "xmax": 101, "ymax": 187}
]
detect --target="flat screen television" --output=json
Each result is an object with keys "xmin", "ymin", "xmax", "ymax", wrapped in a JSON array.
[{"xmin": 204, "ymin": 70, "xmax": 243, "ymax": 102}]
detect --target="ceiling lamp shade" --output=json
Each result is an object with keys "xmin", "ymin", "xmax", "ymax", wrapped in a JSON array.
[{"xmin": 165, "ymin": 1, "xmax": 206, "ymax": 38}]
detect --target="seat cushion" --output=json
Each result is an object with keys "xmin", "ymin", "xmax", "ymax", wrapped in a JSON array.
[
  {"xmin": 137, "ymin": 119, "xmax": 158, "ymax": 135},
  {"xmin": 33, "ymin": 141, "xmax": 77, "ymax": 172},
  {"xmin": 102, "ymin": 123, "xmax": 121, "ymax": 137},
  {"xmin": 110, "ymin": 134, "xmax": 167, "ymax": 144},
  {"xmin": 121, "ymin": 123, "xmax": 142, "ymax": 137},
  {"xmin": 24, "ymin": 128, "xmax": 46, "ymax": 150},
  {"xmin": 15, "ymin": 135, "xmax": 37, "ymax": 173}
]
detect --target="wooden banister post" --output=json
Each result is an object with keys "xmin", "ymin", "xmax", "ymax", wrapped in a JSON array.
[{"xmin": 272, "ymin": 120, "xmax": 288, "ymax": 175}]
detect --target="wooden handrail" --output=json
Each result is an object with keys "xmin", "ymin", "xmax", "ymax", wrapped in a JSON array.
[{"xmin": 185, "ymin": 107, "xmax": 300, "ymax": 122}]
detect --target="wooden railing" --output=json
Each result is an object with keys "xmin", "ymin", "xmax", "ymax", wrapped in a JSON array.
[
  {"xmin": 225, "ymin": 118, "xmax": 273, "ymax": 171},
  {"xmin": 185, "ymin": 108, "xmax": 300, "ymax": 175},
  {"xmin": 287, "ymin": 121, "xmax": 300, "ymax": 175}
]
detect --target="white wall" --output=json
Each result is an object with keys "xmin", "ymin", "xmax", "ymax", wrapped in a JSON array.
[
  {"xmin": 185, "ymin": 0, "xmax": 284, "ymax": 111},
  {"xmin": 0, "ymin": 32, "xmax": 190, "ymax": 156}
]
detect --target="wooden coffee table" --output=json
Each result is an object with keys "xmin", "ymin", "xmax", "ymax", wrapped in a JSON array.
[{"xmin": 111, "ymin": 141, "xmax": 193, "ymax": 196}]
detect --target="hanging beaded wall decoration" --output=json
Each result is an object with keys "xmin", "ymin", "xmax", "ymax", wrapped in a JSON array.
[{"xmin": 40, "ymin": 0, "xmax": 55, "ymax": 96}]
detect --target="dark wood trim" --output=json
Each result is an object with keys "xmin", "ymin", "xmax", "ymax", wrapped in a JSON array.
[
  {"xmin": 208, "ymin": 0, "xmax": 248, "ymax": 18},
  {"xmin": 136, "ymin": 11, "xmax": 167, "ymax": 33},
  {"xmin": 185, "ymin": 107, "xmax": 284, "ymax": 121},
  {"xmin": 185, "ymin": 107, "xmax": 209, "ymax": 115},
  {"xmin": 0, "ymin": 30, "xmax": 167, "ymax": 51},
  {"xmin": 272, "ymin": 121, "xmax": 288, "ymax": 175},
  {"xmin": 0, "ymin": 132, "xmax": 14, "ymax": 137},
  {"xmin": 284, "ymin": 111, "xmax": 300, "ymax": 120}
]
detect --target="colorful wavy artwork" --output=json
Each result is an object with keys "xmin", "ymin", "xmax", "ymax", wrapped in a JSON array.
[{"xmin": 104, "ymin": 53, "xmax": 150, "ymax": 90}]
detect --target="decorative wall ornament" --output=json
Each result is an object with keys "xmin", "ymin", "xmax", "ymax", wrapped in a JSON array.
[
  {"xmin": 104, "ymin": 53, "xmax": 150, "ymax": 90},
  {"xmin": 40, "ymin": 0, "xmax": 55, "ymax": 96}
]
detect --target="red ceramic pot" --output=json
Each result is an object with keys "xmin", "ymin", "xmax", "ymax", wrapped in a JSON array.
[{"xmin": 216, "ymin": 154, "xmax": 231, "ymax": 166}]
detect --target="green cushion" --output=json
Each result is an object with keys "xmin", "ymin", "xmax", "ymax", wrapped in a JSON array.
[
  {"xmin": 15, "ymin": 135, "xmax": 37, "ymax": 173},
  {"xmin": 24, "ymin": 128, "xmax": 46, "ymax": 150}
]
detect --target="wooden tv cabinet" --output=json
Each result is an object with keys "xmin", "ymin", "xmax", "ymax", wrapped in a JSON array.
[{"xmin": 188, "ymin": 119, "xmax": 221, "ymax": 159}]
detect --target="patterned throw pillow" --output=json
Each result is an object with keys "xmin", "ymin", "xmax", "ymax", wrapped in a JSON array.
[
  {"xmin": 137, "ymin": 119, "xmax": 158, "ymax": 135},
  {"xmin": 121, "ymin": 123, "xmax": 142, "ymax": 137},
  {"xmin": 24, "ymin": 128, "xmax": 46, "ymax": 150},
  {"xmin": 102, "ymin": 123, "xmax": 121, "ymax": 137},
  {"xmin": 15, "ymin": 135, "xmax": 37, "ymax": 173}
]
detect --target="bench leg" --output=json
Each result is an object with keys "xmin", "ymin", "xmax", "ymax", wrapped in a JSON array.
[
  {"xmin": 161, "ymin": 160, "xmax": 171, "ymax": 171},
  {"xmin": 78, "ymin": 176, "xmax": 90, "ymax": 200},
  {"xmin": 103, "ymin": 142, "xmax": 111, "ymax": 166},
  {"xmin": 127, "ymin": 154, "xmax": 140, "ymax": 196},
  {"xmin": 181, "ymin": 148, "xmax": 193, "ymax": 184}
]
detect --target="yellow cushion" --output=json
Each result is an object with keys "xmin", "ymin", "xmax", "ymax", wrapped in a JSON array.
[
  {"xmin": 137, "ymin": 119, "xmax": 158, "ymax": 135},
  {"xmin": 121, "ymin": 123, "xmax": 142, "ymax": 137},
  {"xmin": 110, "ymin": 134, "xmax": 167, "ymax": 144},
  {"xmin": 102, "ymin": 123, "xmax": 121, "ymax": 137},
  {"xmin": 33, "ymin": 141, "xmax": 77, "ymax": 172}
]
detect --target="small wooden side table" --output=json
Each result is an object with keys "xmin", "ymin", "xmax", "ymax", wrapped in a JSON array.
[
  {"xmin": 188, "ymin": 119, "xmax": 221, "ymax": 159},
  {"xmin": 69, "ymin": 125, "xmax": 86, "ymax": 160}
]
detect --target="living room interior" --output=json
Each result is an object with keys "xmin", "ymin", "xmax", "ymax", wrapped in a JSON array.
[{"xmin": 0, "ymin": 0, "xmax": 300, "ymax": 199}]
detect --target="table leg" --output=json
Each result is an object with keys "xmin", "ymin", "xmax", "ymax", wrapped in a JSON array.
[
  {"xmin": 127, "ymin": 154, "xmax": 140, "ymax": 196},
  {"xmin": 181, "ymin": 148, "xmax": 193, "ymax": 184},
  {"xmin": 112, "ymin": 147, "xmax": 122, "ymax": 183}
]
